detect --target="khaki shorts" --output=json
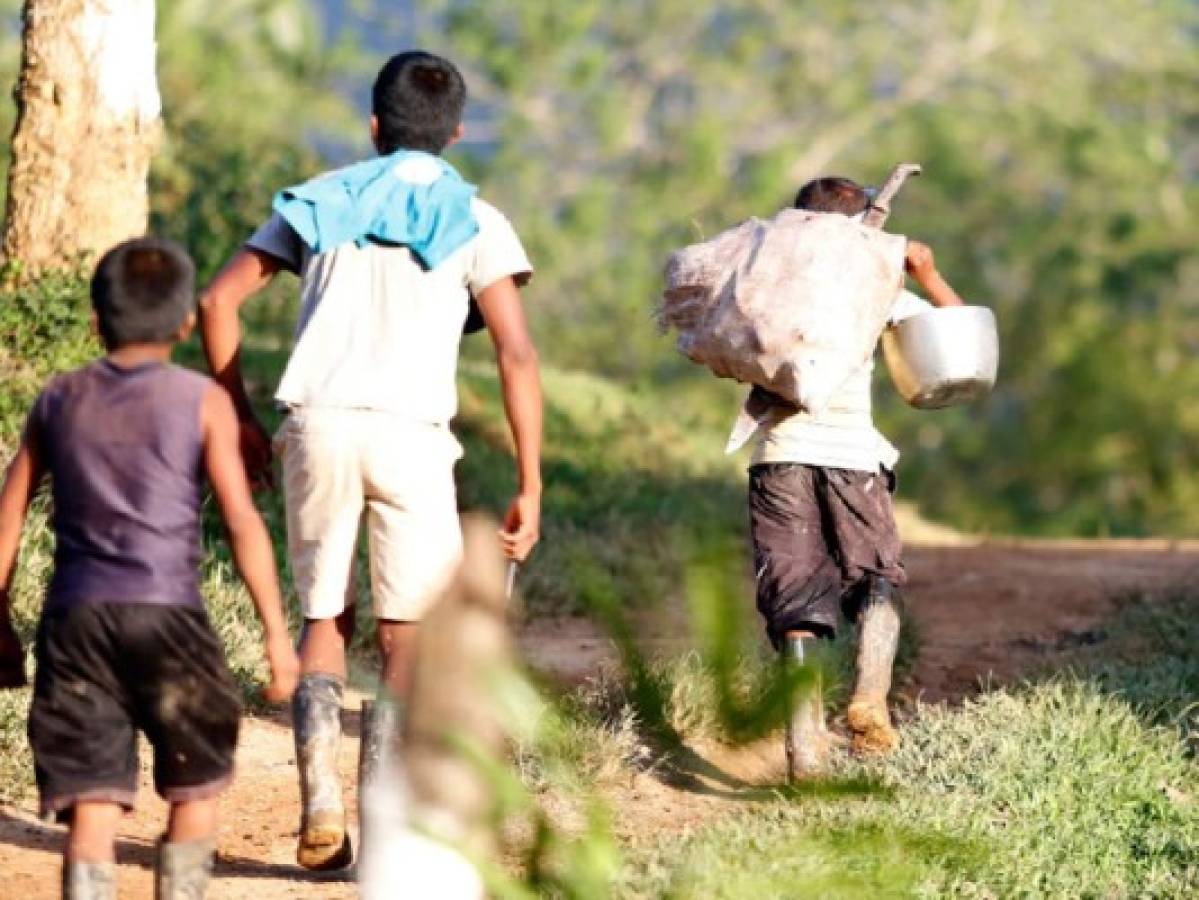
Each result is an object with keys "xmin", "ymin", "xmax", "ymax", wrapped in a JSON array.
[{"xmin": 274, "ymin": 407, "xmax": 464, "ymax": 622}]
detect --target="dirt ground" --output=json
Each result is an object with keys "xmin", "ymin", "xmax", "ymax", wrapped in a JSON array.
[{"xmin": 1, "ymin": 540, "xmax": 1195, "ymax": 897}]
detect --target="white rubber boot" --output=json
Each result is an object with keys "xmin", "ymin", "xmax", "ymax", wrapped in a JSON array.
[
  {"xmin": 357, "ymin": 696, "xmax": 403, "ymax": 860},
  {"xmin": 155, "ymin": 838, "xmax": 214, "ymax": 900},
  {"xmin": 847, "ymin": 576, "xmax": 902, "ymax": 755},
  {"xmin": 62, "ymin": 861, "xmax": 116, "ymax": 900},
  {"xmin": 294, "ymin": 673, "xmax": 352, "ymax": 870},
  {"xmin": 783, "ymin": 633, "xmax": 835, "ymax": 780}
]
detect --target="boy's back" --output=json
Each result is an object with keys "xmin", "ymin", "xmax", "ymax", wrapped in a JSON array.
[
  {"xmin": 35, "ymin": 360, "xmax": 211, "ymax": 610},
  {"xmin": 0, "ymin": 237, "xmax": 298, "ymax": 896},
  {"xmin": 249, "ymin": 193, "xmax": 528, "ymax": 423}
]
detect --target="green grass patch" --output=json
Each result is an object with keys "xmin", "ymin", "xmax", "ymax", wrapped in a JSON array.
[
  {"xmin": 1062, "ymin": 591, "xmax": 1199, "ymax": 756},
  {"xmin": 455, "ymin": 359, "xmax": 748, "ymax": 618},
  {"xmin": 616, "ymin": 593, "xmax": 1199, "ymax": 898}
]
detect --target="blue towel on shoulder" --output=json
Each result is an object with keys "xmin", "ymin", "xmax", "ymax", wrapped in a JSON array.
[{"xmin": 273, "ymin": 150, "xmax": 479, "ymax": 270}]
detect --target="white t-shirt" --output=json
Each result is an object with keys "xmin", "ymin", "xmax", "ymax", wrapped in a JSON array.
[
  {"xmin": 754, "ymin": 289, "xmax": 932, "ymax": 472},
  {"xmin": 247, "ymin": 198, "xmax": 531, "ymax": 425}
]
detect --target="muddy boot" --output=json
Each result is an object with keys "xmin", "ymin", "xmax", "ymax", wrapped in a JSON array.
[
  {"xmin": 357, "ymin": 696, "xmax": 403, "ymax": 859},
  {"xmin": 294, "ymin": 673, "xmax": 353, "ymax": 870},
  {"xmin": 155, "ymin": 838, "xmax": 214, "ymax": 900},
  {"xmin": 782, "ymin": 633, "xmax": 834, "ymax": 780},
  {"xmin": 847, "ymin": 576, "xmax": 902, "ymax": 755},
  {"xmin": 62, "ymin": 861, "xmax": 116, "ymax": 900}
]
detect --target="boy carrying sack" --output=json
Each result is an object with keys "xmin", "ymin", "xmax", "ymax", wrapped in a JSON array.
[
  {"xmin": 748, "ymin": 177, "xmax": 964, "ymax": 774},
  {"xmin": 199, "ymin": 50, "xmax": 542, "ymax": 870},
  {"xmin": 661, "ymin": 175, "xmax": 966, "ymax": 777},
  {"xmin": 0, "ymin": 238, "xmax": 299, "ymax": 899}
]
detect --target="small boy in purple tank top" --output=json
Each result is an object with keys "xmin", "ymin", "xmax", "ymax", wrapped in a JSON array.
[{"xmin": 0, "ymin": 238, "xmax": 300, "ymax": 899}]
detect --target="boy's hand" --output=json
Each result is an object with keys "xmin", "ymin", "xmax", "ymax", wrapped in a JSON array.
[
  {"xmin": 905, "ymin": 240, "xmax": 936, "ymax": 279},
  {"xmin": 904, "ymin": 239, "xmax": 964, "ymax": 307},
  {"xmin": 500, "ymin": 491, "xmax": 541, "ymax": 562},
  {"xmin": 0, "ymin": 604, "xmax": 27, "ymax": 690},
  {"xmin": 262, "ymin": 631, "xmax": 300, "ymax": 704}
]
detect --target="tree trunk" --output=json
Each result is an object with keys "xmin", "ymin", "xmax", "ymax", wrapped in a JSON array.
[{"xmin": 2, "ymin": 0, "xmax": 161, "ymax": 278}]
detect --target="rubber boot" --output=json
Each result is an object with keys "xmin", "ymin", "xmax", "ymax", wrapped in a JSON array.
[
  {"xmin": 155, "ymin": 838, "xmax": 214, "ymax": 900},
  {"xmin": 357, "ymin": 696, "xmax": 403, "ymax": 862},
  {"xmin": 782, "ymin": 633, "xmax": 834, "ymax": 780},
  {"xmin": 62, "ymin": 861, "xmax": 116, "ymax": 900},
  {"xmin": 847, "ymin": 576, "xmax": 902, "ymax": 755},
  {"xmin": 294, "ymin": 673, "xmax": 353, "ymax": 870}
]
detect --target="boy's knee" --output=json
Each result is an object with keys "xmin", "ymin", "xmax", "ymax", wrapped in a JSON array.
[{"xmin": 844, "ymin": 574, "xmax": 903, "ymax": 622}]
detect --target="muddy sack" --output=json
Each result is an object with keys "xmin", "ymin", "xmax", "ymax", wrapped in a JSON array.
[{"xmin": 658, "ymin": 210, "xmax": 906, "ymax": 414}]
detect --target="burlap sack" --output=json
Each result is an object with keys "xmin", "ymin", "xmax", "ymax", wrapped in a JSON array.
[{"xmin": 659, "ymin": 210, "xmax": 906, "ymax": 413}]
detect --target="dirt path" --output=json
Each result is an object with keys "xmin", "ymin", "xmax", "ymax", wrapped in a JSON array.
[
  {"xmin": 890, "ymin": 542, "xmax": 1197, "ymax": 701},
  {"xmin": 0, "ymin": 702, "xmax": 364, "ymax": 899},
  {"xmin": 1, "ymin": 541, "xmax": 1194, "ymax": 896},
  {"xmin": 517, "ymin": 541, "xmax": 1199, "ymax": 703}
]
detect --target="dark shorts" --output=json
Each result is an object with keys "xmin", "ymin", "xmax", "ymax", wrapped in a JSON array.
[
  {"xmin": 748, "ymin": 463, "xmax": 906, "ymax": 646},
  {"xmin": 28, "ymin": 603, "xmax": 242, "ymax": 820}
]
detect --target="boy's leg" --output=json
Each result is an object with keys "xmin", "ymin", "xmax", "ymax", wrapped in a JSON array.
[
  {"xmin": 846, "ymin": 575, "xmax": 902, "ymax": 753},
  {"xmin": 357, "ymin": 621, "xmax": 416, "ymax": 815},
  {"xmin": 293, "ymin": 606, "xmax": 354, "ymax": 872},
  {"xmin": 358, "ymin": 420, "xmax": 462, "ymax": 850},
  {"xmin": 299, "ymin": 605, "xmax": 356, "ymax": 678},
  {"xmin": 29, "ymin": 607, "xmax": 141, "ymax": 899},
  {"xmin": 748, "ymin": 465, "xmax": 846, "ymax": 646},
  {"xmin": 63, "ymin": 802, "xmax": 120, "ymax": 900},
  {"xmin": 376, "ymin": 620, "xmax": 418, "ymax": 700},
  {"xmin": 747, "ymin": 464, "xmax": 844, "ymax": 778},
  {"xmin": 66, "ymin": 801, "xmax": 123, "ymax": 862},
  {"xmin": 822, "ymin": 468, "xmax": 907, "ymax": 754},
  {"xmin": 166, "ymin": 797, "xmax": 219, "ymax": 843},
  {"xmin": 781, "ymin": 630, "xmax": 838, "ymax": 780},
  {"xmin": 124, "ymin": 607, "xmax": 240, "ymax": 897},
  {"xmin": 276, "ymin": 408, "xmax": 367, "ymax": 870},
  {"xmin": 155, "ymin": 798, "xmax": 219, "ymax": 900}
]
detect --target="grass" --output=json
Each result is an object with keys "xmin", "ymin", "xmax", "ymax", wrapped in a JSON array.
[
  {"xmin": 454, "ymin": 357, "xmax": 750, "ymax": 618},
  {"xmin": 608, "ymin": 592, "xmax": 1199, "ymax": 898}
]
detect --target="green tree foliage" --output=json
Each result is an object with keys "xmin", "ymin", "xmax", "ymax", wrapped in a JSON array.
[
  {"xmin": 417, "ymin": 0, "xmax": 1199, "ymax": 536},
  {"xmin": 149, "ymin": 0, "xmax": 362, "ymax": 281},
  {"xmin": 0, "ymin": 0, "xmax": 360, "ymax": 282}
]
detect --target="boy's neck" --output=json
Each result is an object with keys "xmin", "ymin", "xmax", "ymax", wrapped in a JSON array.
[{"xmin": 106, "ymin": 343, "xmax": 174, "ymax": 368}]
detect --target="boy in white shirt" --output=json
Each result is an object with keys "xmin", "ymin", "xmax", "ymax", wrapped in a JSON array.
[
  {"xmin": 198, "ymin": 51, "xmax": 542, "ymax": 869},
  {"xmin": 747, "ymin": 177, "xmax": 962, "ymax": 777}
]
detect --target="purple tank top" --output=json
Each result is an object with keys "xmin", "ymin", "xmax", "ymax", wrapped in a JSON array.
[{"xmin": 32, "ymin": 360, "xmax": 212, "ymax": 611}]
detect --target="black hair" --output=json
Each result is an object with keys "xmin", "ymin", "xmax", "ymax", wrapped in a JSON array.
[
  {"xmin": 371, "ymin": 51, "xmax": 467, "ymax": 154},
  {"xmin": 793, "ymin": 177, "xmax": 871, "ymax": 216},
  {"xmin": 90, "ymin": 237, "xmax": 196, "ymax": 348}
]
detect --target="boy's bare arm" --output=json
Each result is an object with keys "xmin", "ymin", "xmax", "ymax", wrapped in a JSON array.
[
  {"xmin": 0, "ymin": 419, "xmax": 46, "ymax": 688},
  {"xmin": 905, "ymin": 240, "xmax": 964, "ymax": 308},
  {"xmin": 477, "ymin": 275, "xmax": 543, "ymax": 562},
  {"xmin": 198, "ymin": 248, "xmax": 284, "ymax": 483},
  {"xmin": 201, "ymin": 385, "xmax": 299, "ymax": 702}
]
